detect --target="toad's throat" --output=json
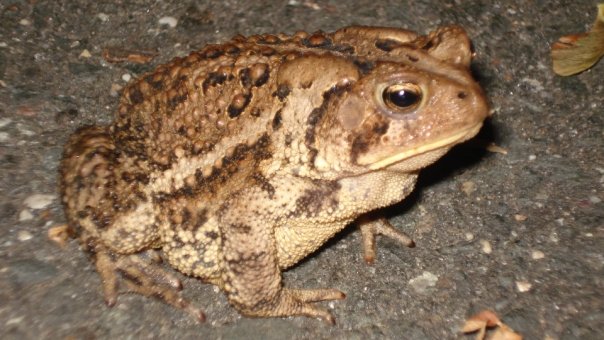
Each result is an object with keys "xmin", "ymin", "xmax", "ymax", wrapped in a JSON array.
[{"xmin": 366, "ymin": 123, "xmax": 483, "ymax": 170}]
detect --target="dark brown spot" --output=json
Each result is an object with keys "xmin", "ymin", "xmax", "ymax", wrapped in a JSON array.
[
  {"xmin": 128, "ymin": 86, "xmax": 144, "ymax": 105},
  {"xmin": 350, "ymin": 135, "xmax": 370, "ymax": 163},
  {"xmin": 353, "ymin": 59, "xmax": 375, "ymax": 75},
  {"xmin": 183, "ymin": 208, "xmax": 208, "ymax": 232},
  {"xmin": 304, "ymin": 83, "xmax": 352, "ymax": 150},
  {"xmin": 202, "ymin": 72, "xmax": 228, "ymax": 92},
  {"xmin": 249, "ymin": 63, "xmax": 269, "ymax": 87},
  {"xmin": 168, "ymin": 89, "xmax": 188, "ymax": 109},
  {"xmin": 229, "ymin": 223, "xmax": 252, "ymax": 234},
  {"xmin": 407, "ymin": 54, "xmax": 419, "ymax": 62},
  {"xmin": 284, "ymin": 133, "xmax": 293, "ymax": 146},
  {"xmin": 252, "ymin": 172, "xmax": 275, "ymax": 198},
  {"xmin": 272, "ymin": 109, "xmax": 282, "ymax": 130},
  {"xmin": 259, "ymin": 46, "xmax": 276, "ymax": 56},
  {"xmin": 422, "ymin": 39, "xmax": 435, "ymax": 50},
  {"xmin": 239, "ymin": 64, "xmax": 269, "ymax": 88},
  {"xmin": 457, "ymin": 91, "xmax": 467, "ymax": 99},
  {"xmin": 292, "ymin": 180, "xmax": 340, "ymax": 217},
  {"xmin": 375, "ymin": 39, "xmax": 402, "ymax": 52},
  {"xmin": 227, "ymin": 93, "xmax": 252, "ymax": 118},
  {"xmin": 117, "ymin": 269, "xmax": 143, "ymax": 286},
  {"xmin": 372, "ymin": 121, "xmax": 389, "ymax": 135},
  {"xmin": 144, "ymin": 74, "xmax": 165, "ymax": 90},
  {"xmin": 324, "ymin": 44, "xmax": 355, "ymax": 54},
  {"xmin": 76, "ymin": 209, "xmax": 89, "ymax": 219},
  {"xmin": 250, "ymin": 108, "xmax": 261, "ymax": 117},
  {"xmin": 204, "ymin": 47, "xmax": 224, "ymax": 59},
  {"xmin": 224, "ymin": 44, "xmax": 241, "ymax": 55},
  {"xmin": 239, "ymin": 68, "xmax": 252, "ymax": 88},
  {"xmin": 273, "ymin": 84, "xmax": 291, "ymax": 101},
  {"xmin": 205, "ymin": 230, "xmax": 219, "ymax": 240}
]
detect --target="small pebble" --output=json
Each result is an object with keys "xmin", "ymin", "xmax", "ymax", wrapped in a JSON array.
[
  {"xmin": 23, "ymin": 194, "xmax": 56, "ymax": 210},
  {"xmin": 19, "ymin": 18, "xmax": 31, "ymax": 26},
  {"xmin": 516, "ymin": 280, "xmax": 532, "ymax": 292},
  {"xmin": 480, "ymin": 239, "xmax": 492, "ymax": 254},
  {"xmin": 531, "ymin": 250, "xmax": 545, "ymax": 260},
  {"xmin": 79, "ymin": 49, "xmax": 92, "ymax": 58},
  {"xmin": 97, "ymin": 13, "xmax": 109, "ymax": 22},
  {"xmin": 0, "ymin": 42, "xmax": 7, "ymax": 48},
  {"xmin": 110, "ymin": 83, "xmax": 123, "ymax": 97},
  {"xmin": 18, "ymin": 209, "xmax": 33, "ymax": 221},
  {"xmin": 158, "ymin": 16, "xmax": 178, "ymax": 28},
  {"xmin": 0, "ymin": 132, "xmax": 9, "ymax": 142},
  {"xmin": 122, "ymin": 73, "xmax": 132, "ymax": 82},
  {"xmin": 461, "ymin": 181, "xmax": 476, "ymax": 195},
  {"xmin": 514, "ymin": 214, "xmax": 527, "ymax": 221},
  {"xmin": 528, "ymin": 154, "xmax": 536, "ymax": 161},
  {"xmin": 17, "ymin": 230, "xmax": 33, "ymax": 241},
  {"xmin": 465, "ymin": 232, "xmax": 474, "ymax": 241},
  {"xmin": 408, "ymin": 271, "xmax": 438, "ymax": 294},
  {"xmin": 0, "ymin": 117, "xmax": 12, "ymax": 128},
  {"xmin": 5, "ymin": 316, "xmax": 24, "ymax": 326},
  {"xmin": 589, "ymin": 196, "xmax": 601, "ymax": 204}
]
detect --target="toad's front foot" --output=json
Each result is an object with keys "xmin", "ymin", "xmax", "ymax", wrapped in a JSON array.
[
  {"xmin": 359, "ymin": 217, "xmax": 415, "ymax": 263},
  {"xmin": 94, "ymin": 248, "xmax": 205, "ymax": 322}
]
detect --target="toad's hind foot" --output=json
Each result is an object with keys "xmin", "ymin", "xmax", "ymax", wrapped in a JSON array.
[
  {"xmin": 94, "ymin": 249, "xmax": 205, "ymax": 322},
  {"xmin": 237, "ymin": 287, "xmax": 345, "ymax": 325}
]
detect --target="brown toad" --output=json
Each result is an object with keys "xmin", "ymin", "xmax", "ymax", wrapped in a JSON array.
[{"xmin": 60, "ymin": 25, "xmax": 489, "ymax": 323}]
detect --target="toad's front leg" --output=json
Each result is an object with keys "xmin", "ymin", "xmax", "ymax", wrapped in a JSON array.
[
  {"xmin": 219, "ymin": 187, "xmax": 345, "ymax": 324},
  {"xmin": 358, "ymin": 216, "xmax": 415, "ymax": 264}
]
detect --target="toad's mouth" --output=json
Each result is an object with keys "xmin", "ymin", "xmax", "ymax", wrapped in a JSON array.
[{"xmin": 365, "ymin": 123, "xmax": 483, "ymax": 170}]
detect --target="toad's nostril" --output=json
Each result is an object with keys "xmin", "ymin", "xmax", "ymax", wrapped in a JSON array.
[{"xmin": 457, "ymin": 91, "xmax": 467, "ymax": 99}]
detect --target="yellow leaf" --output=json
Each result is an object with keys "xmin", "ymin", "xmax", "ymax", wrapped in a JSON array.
[{"xmin": 551, "ymin": 4, "xmax": 604, "ymax": 76}]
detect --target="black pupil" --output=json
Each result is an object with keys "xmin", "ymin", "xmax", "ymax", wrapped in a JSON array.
[{"xmin": 385, "ymin": 88, "xmax": 420, "ymax": 108}]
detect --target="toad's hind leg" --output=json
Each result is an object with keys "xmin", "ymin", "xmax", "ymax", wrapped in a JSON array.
[
  {"xmin": 95, "ymin": 247, "xmax": 205, "ymax": 321},
  {"xmin": 219, "ymin": 188, "xmax": 345, "ymax": 324},
  {"xmin": 60, "ymin": 126, "xmax": 204, "ymax": 321}
]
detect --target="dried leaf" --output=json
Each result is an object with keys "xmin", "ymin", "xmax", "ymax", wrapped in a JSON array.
[
  {"xmin": 490, "ymin": 323, "xmax": 523, "ymax": 340},
  {"xmin": 462, "ymin": 319, "xmax": 487, "ymax": 333},
  {"xmin": 552, "ymin": 4, "xmax": 604, "ymax": 76},
  {"xmin": 462, "ymin": 310, "xmax": 501, "ymax": 334}
]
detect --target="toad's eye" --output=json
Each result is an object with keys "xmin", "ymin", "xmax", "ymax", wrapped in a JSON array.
[{"xmin": 382, "ymin": 83, "xmax": 422, "ymax": 112}]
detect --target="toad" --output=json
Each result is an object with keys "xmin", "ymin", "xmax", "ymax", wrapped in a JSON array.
[{"xmin": 60, "ymin": 25, "xmax": 489, "ymax": 323}]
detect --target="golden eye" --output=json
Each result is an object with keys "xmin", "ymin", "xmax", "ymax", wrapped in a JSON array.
[{"xmin": 382, "ymin": 83, "xmax": 422, "ymax": 112}]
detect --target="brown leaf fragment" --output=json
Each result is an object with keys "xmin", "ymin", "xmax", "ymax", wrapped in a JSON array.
[
  {"xmin": 102, "ymin": 47, "xmax": 158, "ymax": 64},
  {"xmin": 551, "ymin": 4, "xmax": 604, "ymax": 76},
  {"xmin": 462, "ymin": 310, "xmax": 524, "ymax": 340},
  {"xmin": 48, "ymin": 224, "xmax": 70, "ymax": 248}
]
